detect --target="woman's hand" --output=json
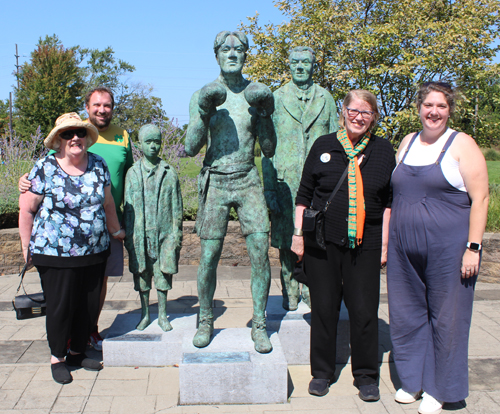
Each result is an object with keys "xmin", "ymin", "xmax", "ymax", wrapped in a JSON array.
[
  {"xmin": 18, "ymin": 173, "xmax": 31, "ymax": 193},
  {"xmin": 461, "ymin": 249, "xmax": 480, "ymax": 278},
  {"xmin": 291, "ymin": 235, "xmax": 304, "ymax": 261},
  {"xmin": 112, "ymin": 229, "xmax": 126, "ymax": 241},
  {"xmin": 381, "ymin": 245, "xmax": 387, "ymax": 269},
  {"xmin": 22, "ymin": 247, "xmax": 33, "ymax": 268}
]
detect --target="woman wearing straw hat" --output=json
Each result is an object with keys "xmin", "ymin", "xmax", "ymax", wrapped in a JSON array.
[{"xmin": 19, "ymin": 112, "xmax": 125, "ymax": 384}]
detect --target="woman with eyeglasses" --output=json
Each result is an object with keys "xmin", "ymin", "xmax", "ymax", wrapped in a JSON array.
[
  {"xmin": 18, "ymin": 113, "xmax": 125, "ymax": 384},
  {"xmin": 291, "ymin": 90, "xmax": 395, "ymax": 401},
  {"xmin": 387, "ymin": 82, "xmax": 488, "ymax": 414}
]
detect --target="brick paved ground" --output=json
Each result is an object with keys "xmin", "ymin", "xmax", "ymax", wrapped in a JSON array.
[{"xmin": 1, "ymin": 266, "xmax": 499, "ymax": 413}]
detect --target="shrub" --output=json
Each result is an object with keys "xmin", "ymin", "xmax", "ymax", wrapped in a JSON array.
[
  {"xmin": 486, "ymin": 184, "xmax": 500, "ymax": 232},
  {"xmin": 0, "ymin": 127, "xmax": 47, "ymax": 227},
  {"xmin": 484, "ymin": 149, "xmax": 500, "ymax": 161}
]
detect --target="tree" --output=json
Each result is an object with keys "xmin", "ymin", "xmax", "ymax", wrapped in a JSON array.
[
  {"xmin": 112, "ymin": 82, "xmax": 167, "ymax": 141},
  {"xmin": 15, "ymin": 35, "xmax": 84, "ymax": 138},
  {"xmin": 0, "ymin": 99, "xmax": 9, "ymax": 133},
  {"xmin": 77, "ymin": 46, "xmax": 167, "ymax": 140},
  {"xmin": 76, "ymin": 46, "xmax": 135, "ymax": 94},
  {"xmin": 13, "ymin": 37, "xmax": 169, "ymax": 141},
  {"xmin": 240, "ymin": 0, "xmax": 500, "ymax": 145}
]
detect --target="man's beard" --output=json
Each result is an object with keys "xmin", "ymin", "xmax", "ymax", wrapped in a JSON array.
[{"xmin": 89, "ymin": 112, "xmax": 112, "ymax": 129}]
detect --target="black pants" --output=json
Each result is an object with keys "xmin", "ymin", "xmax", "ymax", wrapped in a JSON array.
[
  {"xmin": 305, "ymin": 242, "xmax": 380, "ymax": 385},
  {"xmin": 38, "ymin": 263, "xmax": 105, "ymax": 358}
]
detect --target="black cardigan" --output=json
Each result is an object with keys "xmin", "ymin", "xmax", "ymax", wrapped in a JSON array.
[{"xmin": 295, "ymin": 132, "xmax": 396, "ymax": 250}]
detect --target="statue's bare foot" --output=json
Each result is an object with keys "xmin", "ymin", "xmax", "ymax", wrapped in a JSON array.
[
  {"xmin": 251, "ymin": 318, "xmax": 272, "ymax": 354},
  {"xmin": 282, "ymin": 294, "xmax": 299, "ymax": 311},
  {"xmin": 193, "ymin": 317, "xmax": 213, "ymax": 348},
  {"xmin": 158, "ymin": 315, "xmax": 173, "ymax": 332},
  {"xmin": 136, "ymin": 316, "xmax": 151, "ymax": 331}
]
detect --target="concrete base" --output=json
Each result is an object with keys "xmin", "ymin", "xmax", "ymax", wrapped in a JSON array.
[
  {"xmin": 103, "ymin": 313, "xmax": 197, "ymax": 366},
  {"xmin": 266, "ymin": 295, "xmax": 350, "ymax": 364},
  {"xmin": 179, "ymin": 328, "xmax": 288, "ymax": 405}
]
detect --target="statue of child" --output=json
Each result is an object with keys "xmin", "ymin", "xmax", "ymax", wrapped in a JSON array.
[{"xmin": 123, "ymin": 124, "xmax": 183, "ymax": 331}]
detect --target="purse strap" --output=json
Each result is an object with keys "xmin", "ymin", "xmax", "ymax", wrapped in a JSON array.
[
  {"xmin": 14, "ymin": 261, "xmax": 45, "ymax": 303},
  {"xmin": 322, "ymin": 164, "xmax": 349, "ymax": 213}
]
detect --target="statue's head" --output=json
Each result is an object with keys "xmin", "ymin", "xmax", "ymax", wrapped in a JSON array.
[
  {"xmin": 289, "ymin": 46, "xmax": 315, "ymax": 86},
  {"xmin": 214, "ymin": 31, "xmax": 249, "ymax": 75},
  {"xmin": 138, "ymin": 124, "xmax": 162, "ymax": 163}
]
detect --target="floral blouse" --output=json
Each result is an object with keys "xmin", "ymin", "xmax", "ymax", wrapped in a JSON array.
[{"xmin": 28, "ymin": 153, "xmax": 111, "ymax": 257}]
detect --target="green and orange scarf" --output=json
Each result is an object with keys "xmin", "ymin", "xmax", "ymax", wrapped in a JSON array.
[{"xmin": 337, "ymin": 129, "xmax": 370, "ymax": 248}]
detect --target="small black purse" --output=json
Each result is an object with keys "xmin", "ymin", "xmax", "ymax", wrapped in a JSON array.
[
  {"xmin": 302, "ymin": 165, "xmax": 349, "ymax": 250},
  {"xmin": 12, "ymin": 262, "xmax": 46, "ymax": 320}
]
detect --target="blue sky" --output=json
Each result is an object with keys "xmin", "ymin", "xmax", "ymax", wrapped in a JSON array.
[{"xmin": 0, "ymin": 0, "xmax": 286, "ymax": 127}]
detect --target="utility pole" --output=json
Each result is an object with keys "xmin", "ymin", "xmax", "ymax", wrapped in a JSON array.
[
  {"xmin": 9, "ymin": 93, "xmax": 12, "ymax": 140},
  {"xmin": 15, "ymin": 44, "xmax": 20, "ymax": 90}
]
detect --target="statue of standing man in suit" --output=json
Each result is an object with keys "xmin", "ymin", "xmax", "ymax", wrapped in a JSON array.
[{"xmin": 263, "ymin": 46, "xmax": 339, "ymax": 311}]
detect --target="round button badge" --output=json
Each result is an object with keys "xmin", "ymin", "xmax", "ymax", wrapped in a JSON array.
[{"xmin": 320, "ymin": 153, "xmax": 331, "ymax": 163}]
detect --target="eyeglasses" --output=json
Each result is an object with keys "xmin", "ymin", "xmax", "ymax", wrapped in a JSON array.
[
  {"xmin": 345, "ymin": 107, "xmax": 374, "ymax": 119},
  {"xmin": 60, "ymin": 128, "xmax": 87, "ymax": 140}
]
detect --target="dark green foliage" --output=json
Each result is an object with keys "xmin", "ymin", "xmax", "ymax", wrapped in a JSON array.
[
  {"xmin": 484, "ymin": 149, "xmax": 500, "ymax": 161},
  {"xmin": 15, "ymin": 35, "xmax": 84, "ymax": 139}
]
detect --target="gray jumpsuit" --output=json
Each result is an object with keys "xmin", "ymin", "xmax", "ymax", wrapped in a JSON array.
[{"xmin": 387, "ymin": 131, "xmax": 477, "ymax": 402}]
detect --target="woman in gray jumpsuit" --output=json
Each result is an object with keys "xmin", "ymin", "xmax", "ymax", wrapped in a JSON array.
[{"xmin": 387, "ymin": 82, "xmax": 489, "ymax": 414}]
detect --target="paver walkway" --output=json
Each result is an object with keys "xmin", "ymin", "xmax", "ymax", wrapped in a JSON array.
[{"xmin": 1, "ymin": 266, "xmax": 500, "ymax": 413}]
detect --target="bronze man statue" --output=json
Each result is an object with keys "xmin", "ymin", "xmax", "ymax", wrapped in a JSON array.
[
  {"xmin": 263, "ymin": 46, "xmax": 338, "ymax": 311},
  {"xmin": 123, "ymin": 124, "xmax": 183, "ymax": 331},
  {"xmin": 185, "ymin": 31, "xmax": 276, "ymax": 353}
]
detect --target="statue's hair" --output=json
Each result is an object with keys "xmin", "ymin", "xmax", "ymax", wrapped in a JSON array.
[
  {"xmin": 213, "ymin": 31, "xmax": 249, "ymax": 55},
  {"xmin": 339, "ymin": 90, "xmax": 380, "ymax": 131},
  {"xmin": 289, "ymin": 46, "xmax": 315, "ymax": 64},
  {"xmin": 138, "ymin": 124, "xmax": 161, "ymax": 141},
  {"xmin": 85, "ymin": 86, "xmax": 115, "ymax": 109}
]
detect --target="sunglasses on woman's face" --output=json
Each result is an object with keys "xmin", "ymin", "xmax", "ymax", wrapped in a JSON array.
[{"xmin": 60, "ymin": 128, "xmax": 87, "ymax": 140}]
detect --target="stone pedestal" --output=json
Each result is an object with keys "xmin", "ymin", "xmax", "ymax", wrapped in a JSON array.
[
  {"xmin": 265, "ymin": 295, "xmax": 350, "ymax": 364},
  {"xmin": 179, "ymin": 328, "xmax": 288, "ymax": 405},
  {"xmin": 103, "ymin": 313, "xmax": 197, "ymax": 366}
]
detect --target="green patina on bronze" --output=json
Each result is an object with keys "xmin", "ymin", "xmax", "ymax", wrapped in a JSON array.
[
  {"xmin": 185, "ymin": 31, "xmax": 276, "ymax": 353},
  {"xmin": 123, "ymin": 124, "xmax": 183, "ymax": 332},
  {"xmin": 262, "ymin": 46, "xmax": 339, "ymax": 311}
]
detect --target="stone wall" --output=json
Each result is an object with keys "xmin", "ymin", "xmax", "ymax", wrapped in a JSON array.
[
  {"xmin": 0, "ymin": 222, "xmax": 280, "ymax": 275},
  {"xmin": 1, "ymin": 225, "xmax": 499, "ymax": 282}
]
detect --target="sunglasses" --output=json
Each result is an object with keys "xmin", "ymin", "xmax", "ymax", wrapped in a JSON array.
[
  {"xmin": 60, "ymin": 128, "xmax": 87, "ymax": 140},
  {"xmin": 422, "ymin": 81, "xmax": 452, "ymax": 90}
]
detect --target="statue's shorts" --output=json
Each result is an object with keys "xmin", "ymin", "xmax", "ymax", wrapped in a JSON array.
[
  {"xmin": 133, "ymin": 255, "xmax": 173, "ymax": 292},
  {"xmin": 197, "ymin": 166, "xmax": 270, "ymax": 240}
]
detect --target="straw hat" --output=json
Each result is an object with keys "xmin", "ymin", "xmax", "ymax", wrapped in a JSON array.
[{"xmin": 44, "ymin": 112, "xmax": 99, "ymax": 150}]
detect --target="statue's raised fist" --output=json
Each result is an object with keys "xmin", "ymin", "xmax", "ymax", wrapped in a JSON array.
[
  {"xmin": 198, "ymin": 82, "xmax": 227, "ymax": 116},
  {"xmin": 244, "ymin": 82, "xmax": 274, "ymax": 117}
]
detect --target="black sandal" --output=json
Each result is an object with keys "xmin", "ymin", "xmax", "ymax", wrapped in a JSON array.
[
  {"xmin": 66, "ymin": 353, "xmax": 103, "ymax": 371},
  {"xmin": 51, "ymin": 362, "xmax": 72, "ymax": 384}
]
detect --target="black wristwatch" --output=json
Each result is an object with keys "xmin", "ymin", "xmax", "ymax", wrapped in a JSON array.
[{"xmin": 466, "ymin": 242, "xmax": 482, "ymax": 252}]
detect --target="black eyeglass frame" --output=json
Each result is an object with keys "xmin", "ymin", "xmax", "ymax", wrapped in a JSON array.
[{"xmin": 345, "ymin": 107, "xmax": 374, "ymax": 119}]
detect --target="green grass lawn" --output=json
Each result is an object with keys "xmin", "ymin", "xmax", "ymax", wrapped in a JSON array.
[{"xmin": 487, "ymin": 161, "xmax": 500, "ymax": 184}]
